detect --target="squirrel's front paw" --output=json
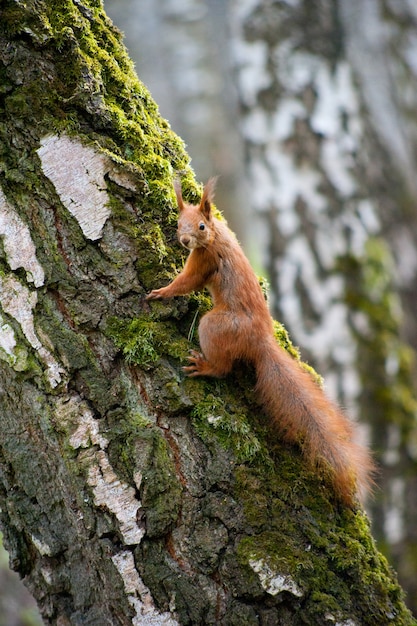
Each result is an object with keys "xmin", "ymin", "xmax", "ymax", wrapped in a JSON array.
[
  {"xmin": 183, "ymin": 350, "xmax": 207, "ymax": 377},
  {"xmin": 146, "ymin": 288, "xmax": 164, "ymax": 301}
]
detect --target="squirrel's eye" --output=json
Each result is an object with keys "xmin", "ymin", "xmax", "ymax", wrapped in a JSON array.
[{"xmin": 199, "ymin": 222, "xmax": 205, "ymax": 231}]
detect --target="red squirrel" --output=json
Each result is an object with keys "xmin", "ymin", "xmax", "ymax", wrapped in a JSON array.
[{"xmin": 147, "ymin": 179, "xmax": 374, "ymax": 506}]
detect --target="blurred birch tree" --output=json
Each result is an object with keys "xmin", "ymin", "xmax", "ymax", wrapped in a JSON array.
[{"xmin": 230, "ymin": 0, "xmax": 417, "ymax": 611}]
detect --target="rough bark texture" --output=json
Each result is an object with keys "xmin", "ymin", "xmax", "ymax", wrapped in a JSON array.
[
  {"xmin": 230, "ymin": 0, "xmax": 417, "ymax": 612},
  {"xmin": 0, "ymin": 1, "xmax": 415, "ymax": 625}
]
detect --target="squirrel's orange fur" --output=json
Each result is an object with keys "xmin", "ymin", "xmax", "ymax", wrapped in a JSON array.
[{"xmin": 147, "ymin": 179, "xmax": 374, "ymax": 506}]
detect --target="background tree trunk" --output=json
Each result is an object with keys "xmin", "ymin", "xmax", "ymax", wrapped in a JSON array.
[
  {"xmin": 0, "ymin": 1, "xmax": 415, "ymax": 624},
  {"xmin": 230, "ymin": 0, "xmax": 417, "ymax": 611}
]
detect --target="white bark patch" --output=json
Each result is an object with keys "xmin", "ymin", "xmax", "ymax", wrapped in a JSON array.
[
  {"xmin": 31, "ymin": 535, "xmax": 53, "ymax": 557},
  {"xmin": 87, "ymin": 451, "xmax": 144, "ymax": 545},
  {"xmin": 57, "ymin": 394, "xmax": 171, "ymax": 622},
  {"xmin": 231, "ymin": 0, "xmax": 265, "ymax": 24},
  {"xmin": 0, "ymin": 187, "xmax": 45, "ymax": 287},
  {"xmin": 58, "ymin": 393, "xmax": 145, "ymax": 546},
  {"xmin": 392, "ymin": 227, "xmax": 417, "ymax": 286},
  {"xmin": 384, "ymin": 478, "xmax": 405, "ymax": 544},
  {"xmin": 107, "ymin": 168, "xmax": 139, "ymax": 192},
  {"xmin": 0, "ymin": 275, "xmax": 65, "ymax": 387},
  {"xmin": 248, "ymin": 558, "xmax": 303, "ymax": 598},
  {"xmin": 325, "ymin": 617, "xmax": 358, "ymax": 626},
  {"xmin": 37, "ymin": 134, "xmax": 111, "ymax": 241},
  {"xmin": 232, "ymin": 39, "xmax": 270, "ymax": 108},
  {"xmin": 55, "ymin": 393, "xmax": 95, "ymax": 434},
  {"xmin": 383, "ymin": 425, "xmax": 401, "ymax": 466},
  {"xmin": 40, "ymin": 565, "xmax": 53, "ymax": 585},
  {"xmin": 112, "ymin": 551, "xmax": 179, "ymax": 626},
  {"xmin": 0, "ymin": 314, "xmax": 16, "ymax": 356},
  {"xmin": 68, "ymin": 401, "xmax": 109, "ymax": 450}
]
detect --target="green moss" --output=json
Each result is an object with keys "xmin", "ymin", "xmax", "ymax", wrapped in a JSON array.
[
  {"xmin": 191, "ymin": 392, "xmax": 269, "ymax": 464},
  {"xmin": 1, "ymin": 0, "xmax": 193, "ymax": 193},
  {"xmin": 106, "ymin": 315, "xmax": 189, "ymax": 368},
  {"xmin": 139, "ymin": 223, "xmax": 169, "ymax": 264},
  {"xmin": 234, "ymin": 459, "xmax": 414, "ymax": 624},
  {"xmin": 238, "ymin": 529, "xmax": 307, "ymax": 573}
]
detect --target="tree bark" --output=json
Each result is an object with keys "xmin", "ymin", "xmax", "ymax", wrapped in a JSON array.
[
  {"xmin": 0, "ymin": 1, "xmax": 415, "ymax": 625},
  {"xmin": 230, "ymin": 0, "xmax": 417, "ymax": 612}
]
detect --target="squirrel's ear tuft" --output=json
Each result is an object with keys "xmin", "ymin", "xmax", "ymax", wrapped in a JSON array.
[
  {"xmin": 200, "ymin": 177, "xmax": 218, "ymax": 219},
  {"xmin": 174, "ymin": 179, "xmax": 185, "ymax": 212}
]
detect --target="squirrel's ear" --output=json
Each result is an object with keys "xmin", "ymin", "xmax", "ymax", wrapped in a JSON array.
[
  {"xmin": 200, "ymin": 177, "xmax": 217, "ymax": 219},
  {"xmin": 174, "ymin": 179, "xmax": 185, "ymax": 212}
]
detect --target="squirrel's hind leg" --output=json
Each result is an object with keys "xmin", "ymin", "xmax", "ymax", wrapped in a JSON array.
[
  {"xmin": 184, "ymin": 310, "xmax": 239, "ymax": 378},
  {"xmin": 183, "ymin": 350, "xmax": 232, "ymax": 378}
]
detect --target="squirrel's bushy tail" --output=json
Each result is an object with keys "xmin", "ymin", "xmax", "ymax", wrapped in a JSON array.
[{"xmin": 255, "ymin": 341, "xmax": 374, "ymax": 506}]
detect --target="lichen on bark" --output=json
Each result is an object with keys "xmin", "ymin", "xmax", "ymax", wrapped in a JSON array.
[{"xmin": 0, "ymin": 0, "xmax": 415, "ymax": 624}]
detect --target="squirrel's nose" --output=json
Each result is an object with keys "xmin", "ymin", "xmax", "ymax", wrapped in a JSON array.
[{"xmin": 180, "ymin": 235, "xmax": 191, "ymax": 247}]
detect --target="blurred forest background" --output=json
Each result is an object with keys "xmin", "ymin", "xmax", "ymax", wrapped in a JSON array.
[{"xmin": 2, "ymin": 0, "xmax": 417, "ymax": 621}]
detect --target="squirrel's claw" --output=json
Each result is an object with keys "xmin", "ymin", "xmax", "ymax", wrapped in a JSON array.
[
  {"xmin": 146, "ymin": 289, "xmax": 162, "ymax": 301},
  {"xmin": 187, "ymin": 350, "xmax": 202, "ymax": 361},
  {"xmin": 183, "ymin": 351, "xmax": 205, "ymax": 377}
]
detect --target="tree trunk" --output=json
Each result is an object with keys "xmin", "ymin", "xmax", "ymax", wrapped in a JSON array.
[
  {"xmin": 0, "ymin": 1, "xmax": 414, "ymax": 624},
  {"xmin": 230, "ymin": 0, "xmax": 417, "ymax": 612}
]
